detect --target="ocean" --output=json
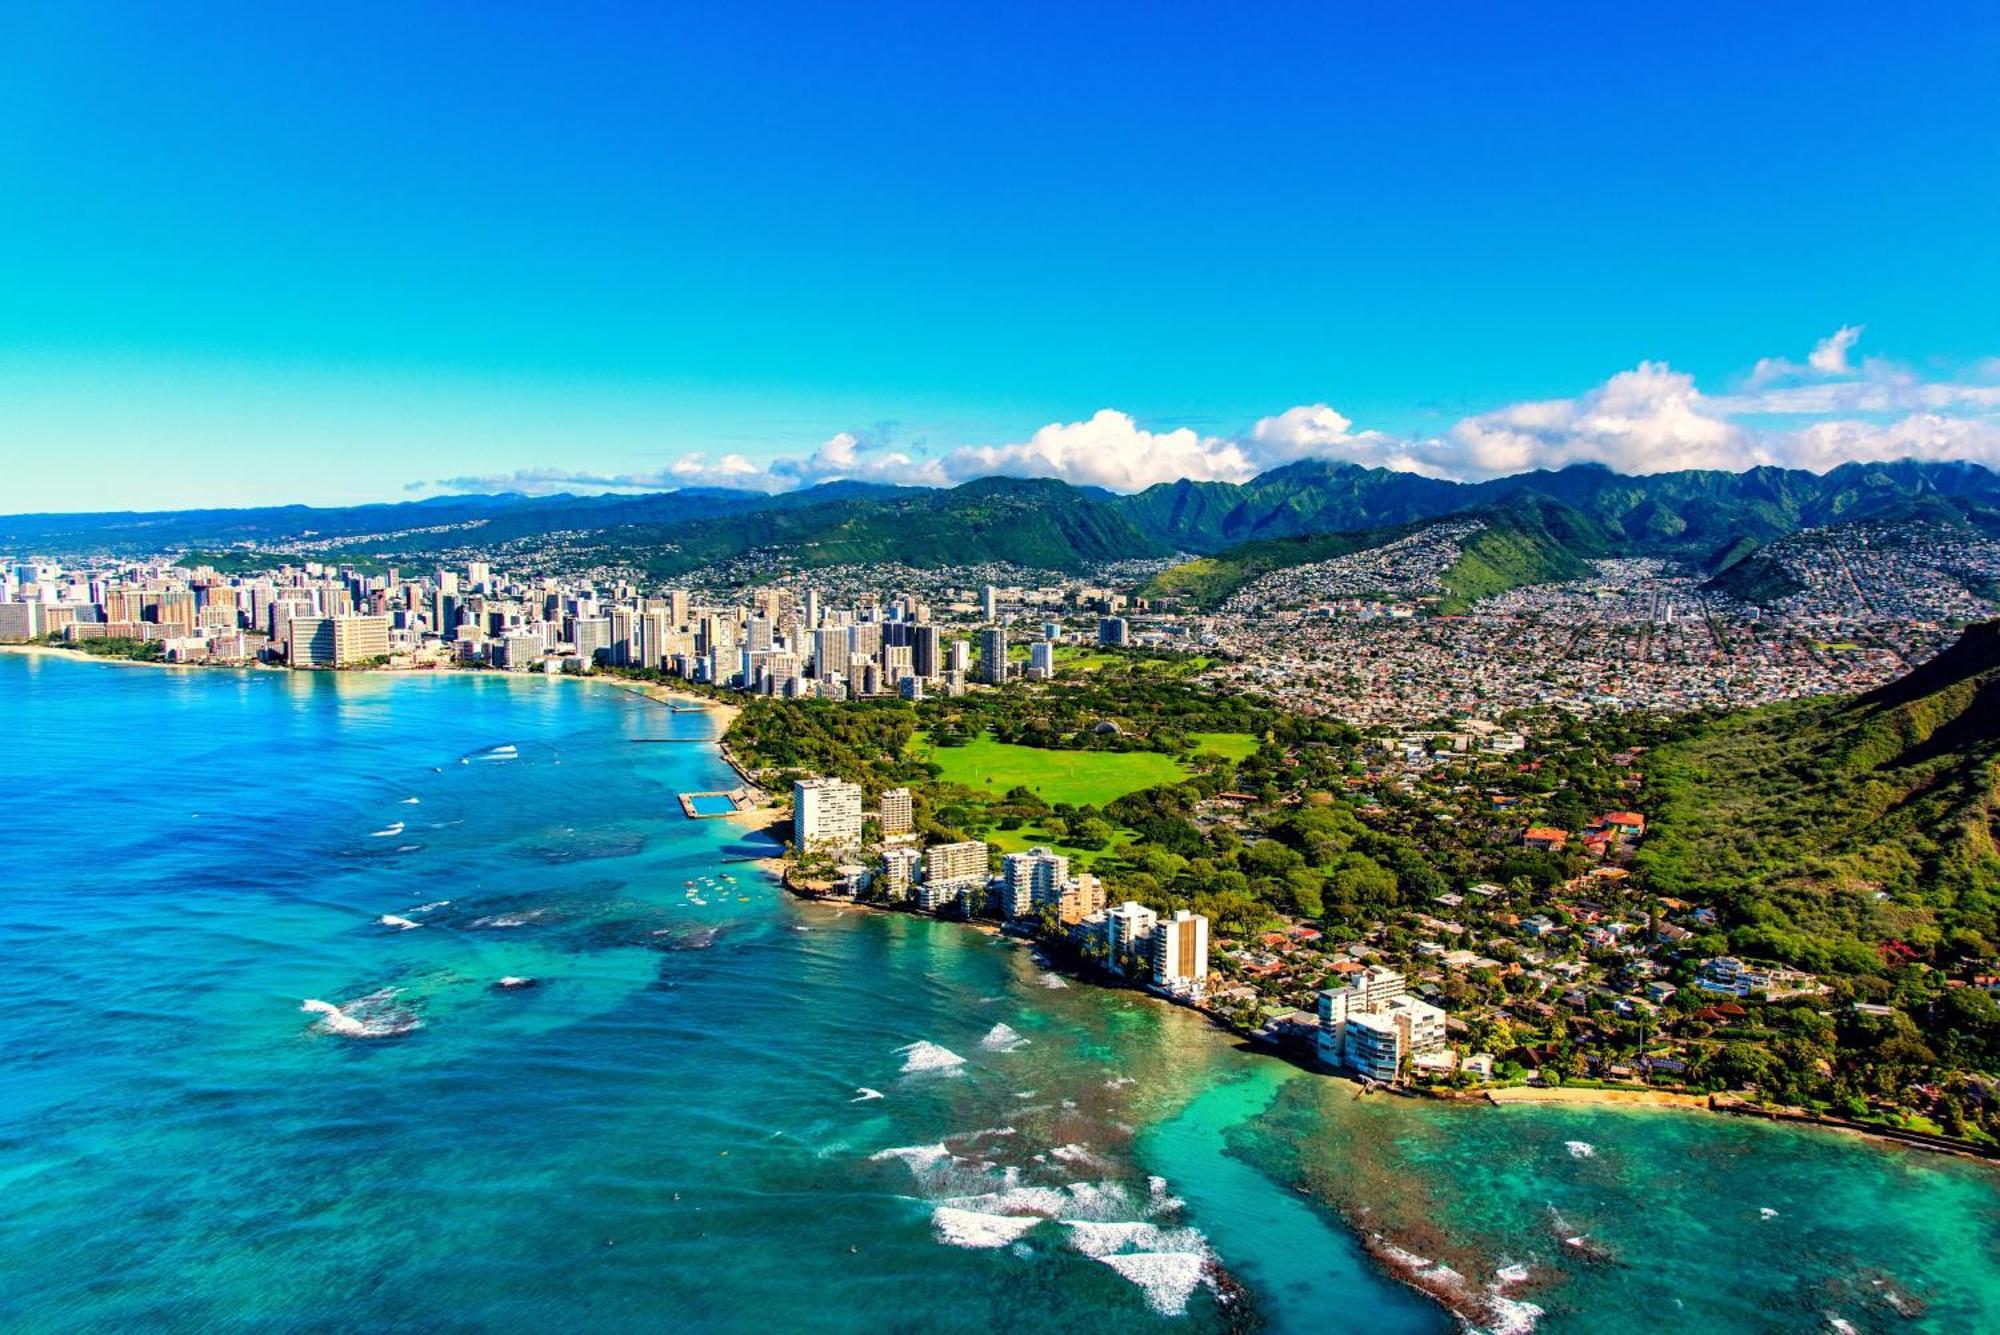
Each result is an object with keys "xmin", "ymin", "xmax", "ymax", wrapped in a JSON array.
[{"xmin": 2, "ymin": 653, "xmax": 1995, "ymax": 1332}]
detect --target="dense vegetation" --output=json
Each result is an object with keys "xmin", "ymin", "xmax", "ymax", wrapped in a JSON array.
[
  {"xmin": 1637, "ymin": 620, "xmax": 2000, "ymax": 973},
  {"xmin": 1140, "ymin": 499, "xmax": 1611, "ymax": 611}
]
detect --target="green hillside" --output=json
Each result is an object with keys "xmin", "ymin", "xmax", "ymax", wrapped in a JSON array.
[
  {"xmin": 1435, "ymin": 499, "xmax": 1610, "ymax": 612},
  {"xmin": 1142, "ymin": 498, "xmax": 1608, "ymax": 611},
  {"xmin": 624, "ymin": 477, "xmax": 1166, "ymax": 576},
  {"xmin": 1637, "ymin": 620, "xmax": 2000, "ymax": 973}
]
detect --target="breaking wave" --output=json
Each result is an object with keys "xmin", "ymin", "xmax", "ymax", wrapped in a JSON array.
[
  {"xmin": 300, "ymin": 988, "xmax": 420, "ymax": 1039},
  {"xmin": 1565, "ymin": 1140, "xmax": 1595, "ymax": 1159},
  {"xmin": 980, "ymin": 1023, "xmax": 1030, "ymax": 1053},
  {"xmin": 896, "ymin": 1041, "xmax": 967, "ymax": 1074}
]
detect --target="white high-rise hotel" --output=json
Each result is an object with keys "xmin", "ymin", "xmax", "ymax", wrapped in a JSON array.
[{"xmin": 793, "ymin": 777, "xmax": 864, "ymax": 857}]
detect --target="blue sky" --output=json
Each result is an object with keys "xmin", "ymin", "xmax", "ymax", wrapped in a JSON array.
[{"xmin": 4, "ymin": 2, "xmax": 1999, "ymax": 509}]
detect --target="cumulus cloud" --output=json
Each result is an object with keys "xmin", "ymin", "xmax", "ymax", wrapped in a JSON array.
[
  {"xmin": 414, "ymin": 328, "xmax": 2000, "ymax": 496},
  {"xmin": 937, "ymin": 409, "xmax": 1258, "ymax": 490},
  {"xmin": 1808, "ymin": 324, "xmax": 1865, "ymax": 374}
]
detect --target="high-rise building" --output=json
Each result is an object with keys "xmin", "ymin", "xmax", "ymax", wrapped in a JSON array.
[
  {"xmin": 1001, "ymin": 847, "xmax": 1069, "ymax": 919},
  {"xmin": 946, "ymin": 639, "xmax": 971, "ymax": 675},
  {"xmin": 978, "ymin": 627, "xmax": 1008, "ymax": 686},
  {"xmin": 1098, "ymin": 616, "xmax": 1129, "ymax": 647},
  {"xmin": 880, "ymin": 847, "xmax": 922, "ymax": 902},
  {"xmin": 793, "ymin": 777, "xmax": 864, "ymax": 857},
  {"xmin": 981, "ymin": 584, "xmax": 998, "ymax": 620},
  {"xmin": 879, "ymin": 787, "xmax": 914, "ymax": 837},
  {"xmin": 803, "ymin": 588, "xmax": 821, "ymax": 630},
  {"xmin": 1104, "ymin": 901, "xmax": 1160, "ymax": 973},
  {"xmin": 923, "ymin": 840, "xmax": 988, "ymax": 884},
  {"xmin": 814, "ymin": 625, "xmax": 849, "ymax": 682},
  {"xmin": 1314, "ymin": 967, "xmax": 1444, "ymax": 1083},
  {"xmin": 1027, "ymin": 639, "xmax": 1056, "ymax": 681},
  {"xmin": 287, "ymin": 613, "xmax": 390, "ymax": 667},
  {"xmin": 911, "ymin": 623, "xmax": 941, "ymax": 679},
  {"xmin": 1151, "ymin": 910, "xmax": 1209, "ymax": 995}
]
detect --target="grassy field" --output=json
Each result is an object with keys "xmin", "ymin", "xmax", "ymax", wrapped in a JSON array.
[
  {"xmin": 915, "ymin": 732, "xmax": 1188, "ymax": 805},
  {"xmin": 1186, "ymin": 731, "xmax": 1260, "ymax": 761},
  {"xmin": 912, "ymin": 730, "xmax": 1251, "ymax": 807}
]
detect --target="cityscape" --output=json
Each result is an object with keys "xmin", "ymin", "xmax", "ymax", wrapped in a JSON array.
[{"xmin": 7, "ymin": 4, "xmax": 2000, "ymax": 1333}]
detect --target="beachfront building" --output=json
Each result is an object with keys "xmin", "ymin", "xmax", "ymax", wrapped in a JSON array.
[
  {"xmin": 879, "ymin": 787, "xmax": 914, "ymax": 837},
  {"xmin": 1151, "ymin": 909, "xmax": 1209, "ymax": 998},
  {"xmin": 923, "ymin": 840, "xmax": 988, "ymax": 884},
  {"xmin": 880, "ymin": 846, "xmax": 921, "ymax": 903},
  {"xmin": 794, "ymin": 777, "xmax": 864, "ymax": 858},
  {"xmin": 1105, "ymin": 901, "xmax": 1160, "ymax": 975},
  {"xmin": 1002, "ymin": 847, "xmax": 1069, "ymax": 919},
  {"xmin": 1315, "ymin": 967, "xmax": 1446, "ymax": 1083},
  {"xmin": 287, "ymin": 613, "xmax": 391, "ymax": 667}
]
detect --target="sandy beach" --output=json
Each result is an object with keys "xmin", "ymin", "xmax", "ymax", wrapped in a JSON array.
[{"xmin": 1484, "ymin": 1085, "xmax": 1711, "ymax": 1110}]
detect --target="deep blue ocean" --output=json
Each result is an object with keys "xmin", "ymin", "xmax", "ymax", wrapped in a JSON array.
[{"xmin": 3, "ymin": 653, "xmax": 1995, "ymax": 1333}]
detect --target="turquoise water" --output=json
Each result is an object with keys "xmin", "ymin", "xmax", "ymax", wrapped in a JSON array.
[
  {"xmin": 2, "ymin": 654, "xmax": 1995, "ymax": 1333},
  {"xmin": 683, "ymin": 792, "xmax": 741, "ymax": 816}
]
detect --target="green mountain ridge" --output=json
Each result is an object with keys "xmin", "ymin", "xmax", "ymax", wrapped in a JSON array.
[
  {"xmin": 1636, "ymin": 620, "xmax": 2000, "ymax": 974},
  {"xmin": 1139, "ymin": 497, "xmax": 1611, "ymax": 610}
]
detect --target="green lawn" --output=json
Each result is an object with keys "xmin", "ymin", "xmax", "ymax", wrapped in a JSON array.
[
  {"xmin": 1188, "ymin": 731, "xmax": 1260, "ymax": 761},
  {"xmin": 913, "ymin": 731, "xmax": 1199, "ymax": 807},
  {"xmin": 983, "ymin": 821, "xmax": 1138, "ymax": 865}
]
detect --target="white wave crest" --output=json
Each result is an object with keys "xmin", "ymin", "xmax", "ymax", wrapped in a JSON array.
[
  {"xmin": 932, "ymin": 1207, "xmax": 1041, "ymax": 1249},
  {"xmin": 851, "ymin": 1087, "xmax": 884, "ymax": 1102},
  {"xmin": 897, "ymin": 1041, "xmax": 967, "ymax": 1074},
  {"xmin": 1036, "ymin": 971, "xmax": 1069, "ymax": 989},
  {"xmin": 1565, "ymin": 1140, "xmax": 1595, "ymax": 1159},
  {"xmin": 301, "ymin": 988, "xmax": 419, "ymax": 1039},
  {"xmin": 378, "ymin": 914, "xmax": 421, "ymax": 931},
  {"xmin": 1096, "ymin": 1252, "xmax": 1210, "ymax": 1316},
  {"xmin": 368, "ymin": 822, "xmax": 405, "ymax": 838},
  {"xmin": 980, "ymin": 1023, "xmax": 1030, "ymax": 1053}
]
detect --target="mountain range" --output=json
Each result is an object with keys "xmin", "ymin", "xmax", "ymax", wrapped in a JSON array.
[{"xmin": 7, "ymin": 459, "xmax": 2000, "ymax": 595}]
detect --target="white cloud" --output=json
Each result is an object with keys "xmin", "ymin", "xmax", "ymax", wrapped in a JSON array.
[
  {"xmin": 936, "ymin": 409, "xmax": 1259, "ymax": 490},
  {"xmin": 415, "ymin": 330, "xmax": 2000, "ymax": 497},
  {"xmin": 1245, "ymin": 405, "xmax": 1453, "ymax": 476},
  {"xmin": 1429, "ymin": 362, "xmax": 1756, "ymax": 477},
  {"xmin": 1808, "ymin": 324, "xmax": 1865, "ymax": 374}
]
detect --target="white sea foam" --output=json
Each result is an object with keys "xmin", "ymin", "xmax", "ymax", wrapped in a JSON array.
[
  {"xmin": 897, "ymin": 1041, "xmax": 967, "ymax": 1074},
  {"xmin": 1096, "ymin": 1252, "xmax": 1209, "ymax": 1316},
  {"xmin": 980, "ymin": 1023, "xmax": 1030, "ymax": 1053},
  {"xmin": 1495, "ymin": 1263, "xmax": 1532, "ymax": 1287},
  {"xmin": 1564, "ymin": 1140, "xmax": 1595, "ymax": 1159},
  {"xmin": 870, "ymin": 1142, "xmax": 950, "ymax": 1171},
  {"xmin": 1483, "ymin": 1291, "xmax": 1546, "ymax": 1335},
  {"xmin": 401, "ymin": 796, "xmax": 421, "ymax": 805},
  {"xmin": 301, "ymin": 998, "xmax": 368, "ymax": 1037},
  {"xmin": 1104, "ymin": 1074, "xmax": 1137, "ymax": 1090},
  {"xmin": 1761, "ymin": 1206, "xmax": 1780, "ymax": 1220},
  {"xmin": 301, "ymin": 988, "xmax": 419, "ymax": 1039},
  {"xmin": 470, "ymin": 910, "xmax": 544, "ymax": 929},
  {"xmin": 1064, "ymin": 1220, "xmax": 1206, "ymax": 1259},
  {"xmin": 378, "ymin": 914, "xmax": 421, "ymax": 931},
  {"xmin": 1050, "ymin": 1143, "xmax": 1110, "ymax": 1170},
  {"xmin": 1825, "ymin": 1317, "xmax": 1859, "ymax": 1335},
  {"xmin": 497, "ymin": 976, "xmax": 535, "ymax": 989},
  {"xmin": 850, "ymin": 1087, "xmax": 884, "ymax": 1102},
  {"xmin": 1036, "ymin": 971, "xmax": 1069, "ymax": 989},
  {"xmin": 932, "ymin": 1207, "xmax": 1041, "ymax": 1249},
  {"xmin": 369, "ymin": 822, "xmax": 405, "ymax": 838},
  {"xmin": 408, "ymin": 900, "xmax": 450, "ymax": 914}
]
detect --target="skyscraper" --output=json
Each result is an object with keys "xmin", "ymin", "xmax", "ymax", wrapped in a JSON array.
[{"xmin": 978, "ymin": 627, "xmax": 1007, "ymax": 686}]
